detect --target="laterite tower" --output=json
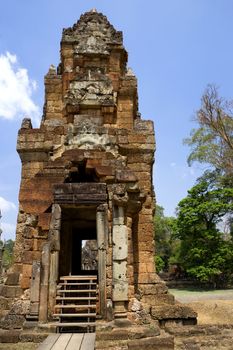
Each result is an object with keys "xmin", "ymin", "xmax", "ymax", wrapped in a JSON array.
[{"xmin": 0, "ymin": 10, "xmax": 196, "ymax": 347}]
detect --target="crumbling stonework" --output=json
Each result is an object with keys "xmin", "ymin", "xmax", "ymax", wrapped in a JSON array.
[{"xmin": 0, "ymin": 9, "xmax": 197, "ymax": 348}]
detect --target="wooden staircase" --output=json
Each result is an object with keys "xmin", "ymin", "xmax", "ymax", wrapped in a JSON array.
[{"xmin": 53, "ymin": 275, "xmax": 97, "ymax": 332}]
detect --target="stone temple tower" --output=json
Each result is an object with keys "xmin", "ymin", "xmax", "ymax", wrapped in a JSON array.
[{"xmin": 0, "ymin": 9, "xmax": 196, "ymax": 346}]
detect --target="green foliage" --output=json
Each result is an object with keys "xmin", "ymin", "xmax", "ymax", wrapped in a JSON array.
[
  {"xmin": 154, "ymin": 205, "xmax": 177, "ymax": 271},
  {"xmin": 184, "ymin": 84, "xmax": 233, "ymax": 183},
  {"xmin": 175, "ymin": 172, "xmax": 233, "ymax": 285},
  {"xmin": 155, "ymin": 255, "xmax": 165, "ymax": 273},
  {"xmin": 168, "ymin": 239, "xmax": 181, "ymax": 266},
  {"xmin": 0, "ymin": 240, "xmax": 14, "ymax": 269}
]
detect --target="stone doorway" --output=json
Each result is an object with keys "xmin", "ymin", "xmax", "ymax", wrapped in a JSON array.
[
  {"xmin": 59, "ymin": 205, "xmax": 98, "ymax": 277},
  {"xmin": 48, "ymin": 202, "xmax": 107, "ymax": 328},
  {"xmin": 50, "ymin": 183, "xmax": 108, "ymax": 320}
]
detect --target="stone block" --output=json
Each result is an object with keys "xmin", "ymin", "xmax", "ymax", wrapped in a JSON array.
[
  {"xmin": 12, "ymin": 263, "xmax": 23, "ymax": 274},
  {"xmin": 127, "ymin": 153, "xmax": 153, "ymax": 164},
  {"xmin": 23, "ymin": 238, "xmax": 33, "ymax": 251},
  {"xmin": 38, "ymin": 213, "xmax": 51, "ymax": 230},
  {"xmin": 115, "ymin": 169, "xmax": 137, "ymax": 182},
  {"xmin": 134, "ymin": 172, "xmax": 151, "ymax": 181},
  {"xmin": 22, "ymin": 226, "xmax": 37, "ymax": 239},
  {"xmin": 137, "ymin": 180, "xmax": 153, "ymax": 191},
  {"xmin": 127, "ymin": 336, "xmax": 174, "ymax": 350},
  {"xmin": 22, "ymin": 251, "xmax": 41, "ymax": 264},
  {"xmin": 137, "ymin": 251, "xmax": 154, "ymax": 262},
  {"xmin": 5, "ymin": 273, "xmax": 19, "ymax": 286},
  {"xmin": 1, "ymin": 286, "xmax": 22, "ymax": 298},
  {"xmin": 134, "ymin": 120, "xmax": 154, "ymax": 134},
  {"xmin": 0, "ymin": 329, "xmax": 20, "ymax": 342},
  {"xmin": 137, "ymin": 272, "xmax": 159, "ymax": 284},
  {"xmin": 0, "ymin": 313, "xmax": 25, "ymax": 330},
  {"xmin": 151, "ymin": 305, "xmax": 197, "ymax": 321},
  {"xmin": 20, "ymin": 277, "xmax": 30, "ymax": 290},
  {"xmin": 128, "ymin": 285, "xmax": 135, "ymax": 298},
  {"xmin": 20, "ymin": 332, "xmax": 48, "ymax": 343},
  {"xmin": 95, "ymin": 166, "xmax": 114, "ymax": 176},
  {"xmin": 127, "ymin": 134, "xmax": 149, "ymax": 144},
  {"xmin": 137, "ymin": 241, "xmax": 154, "ymax": 252},
  {"xmin": 22, "ymin": 264, "xmax": 32, "ymax": 278},
  {"xmin": 141, "ymin": 294, "xmax": 175, "ymax": 306}
]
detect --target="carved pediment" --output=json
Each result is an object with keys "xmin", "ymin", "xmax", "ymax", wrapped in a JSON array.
[
  {"xmin": 65, "ymin": 78, "xmax": 114, "ymax": 106},
  {"xmin": 74, "ymin": 35, "xmax": 110, "ymax": 55},
  {"xmin": 62, "ymin": 10, "xmax": 123, "ymax": 46}
]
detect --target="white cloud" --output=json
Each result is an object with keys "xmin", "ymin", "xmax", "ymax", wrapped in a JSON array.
[
  {"xmin": 0, "ymin": 51, "xmax": 40, "ymax": 125},
  {"xmin": 1, "ymin": 222, "xmax": 16, "ymax": 240},
  {"xmin": 0, "ymin": 196, "xmax": 16, "ymax": 214}
]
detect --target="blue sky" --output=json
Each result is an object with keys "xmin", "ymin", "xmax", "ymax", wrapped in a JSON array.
[{"xmin": 0, "ymin": 0, "xmax": 233, "ymax": 239}]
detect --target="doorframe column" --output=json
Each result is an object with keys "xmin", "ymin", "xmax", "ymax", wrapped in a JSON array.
[
  {"xmin": 112, "ymin": 205, "xmax": 128, "ymax": 318},
  {"xmin": 96, "ymin": 204, "xmax": 108, "ymax": 319},
  {"xmin": 39, "ymin": 204, "xmax": 61, "ymax": 322}
]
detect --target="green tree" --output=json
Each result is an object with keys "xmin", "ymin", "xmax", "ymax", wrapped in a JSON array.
[
  {"xmin": 175, "ymin": 172, "xmax": 233, "ymax": 286},
  {"xmin": 1, "ymin": 240, "xmax": 14, "ymax": 269},
  {"xmin": 184, "ymin": 84, "xmax": 233, "ymax": 183},
  {"xmin": 154, "ymin": 205, "xmax": 177, "ymax": 272}
]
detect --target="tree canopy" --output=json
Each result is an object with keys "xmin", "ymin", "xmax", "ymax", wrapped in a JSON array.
[
  {"xmin": 154, "ymin": 86, "xmax": 233, "ymax": 286},
  {"xmin": 154, "ymin": 205, "xmax": 177, "ymax": 272},
  {"xmin": 175, "ymin": 172, "xmax": 233, "ymax": 285},
  {"xmin": 184, "ymin": 84, "xmax": 233, "ymax": 182},
  {"xmin": 0, "ymin": 239, "xmax": 14, "ymax": 270}
]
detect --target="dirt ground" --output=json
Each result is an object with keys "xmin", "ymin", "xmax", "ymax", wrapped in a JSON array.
[
  {"xmin": 0, "ymin": 289, "xmax": 232, "ymax": 349},
  {"xmin": 170, "ymin": 288, "xmax": 233, "ymax": 325},
  {"xmin": 0, "ymin": 344, "xmax": 38, "ymax": 350}
]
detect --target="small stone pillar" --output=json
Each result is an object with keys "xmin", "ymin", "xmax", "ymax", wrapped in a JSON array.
[
  {"xmin": 112, "ymin": 206, "xmax": 128, "ymax": 318},
  {"xmin": 48, "ymin": 204, "xmax": 61, "ymax": 315},
  {"xmin": 49, "ymin": 251, "xmax": 59, "ymax": 314},
  {"xmin": 96, "ymin": 204, "xmax": 108, "ymax": 318},
  {"xmin": 39, "ymin": 243, "xmax": 50, "ymax": 323},
  {"xmin": 27, "ymin": 260, "xmax": 41, "ymax": 321}
]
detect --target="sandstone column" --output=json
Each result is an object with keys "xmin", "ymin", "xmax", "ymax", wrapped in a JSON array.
[
  {"xmin": 39, "ymin": 243, "xmax": 50, "ymax": 322},
  {"xmin": 112, "ymin": 206, "xmax": 128, "ymax": 318},
  {"xmin": 96, "ymin": 204, "xmax": 108, "ymax": 318},
  {"xmin": 48, "ymin": 204, "xmax": 61, "ymax": 316},
  {"xmin": 27, "ymin": 260, "xmax": 41, "ymax": 321}
]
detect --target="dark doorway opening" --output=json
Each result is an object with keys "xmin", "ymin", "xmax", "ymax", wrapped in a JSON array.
[{"xmin": 59, "ymin": 205, "xmax": 97, "ymax": 277}]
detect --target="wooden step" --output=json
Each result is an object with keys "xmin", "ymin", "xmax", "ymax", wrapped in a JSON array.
[
  {"xmin": 56, "ymin": 296, "xmax": 96, "ymax": 301},
  {"xmin": 53, "ymin": 313, "xmax": 96, "ymax": 317},
  {"xmin": 51, "ymin": 322, "xmax": 96, "ymax": 327},
  {"xmin": 57, "ymin": 290, "xmax": 97, "ymax": 293},
  {"xmin": 54, "ymin": 304, "xmax": 96, "ymax": 309},
  {"xmin": 60, "ymin": 276, "xmax": 97, "ymax": 281},
  {"xmin": 54, "ymin": 275, "xmax": 97, "ymax": 329},
  {"xmin": 58, "ymin": 282, "xmax": 96, "ymax": 286}
]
